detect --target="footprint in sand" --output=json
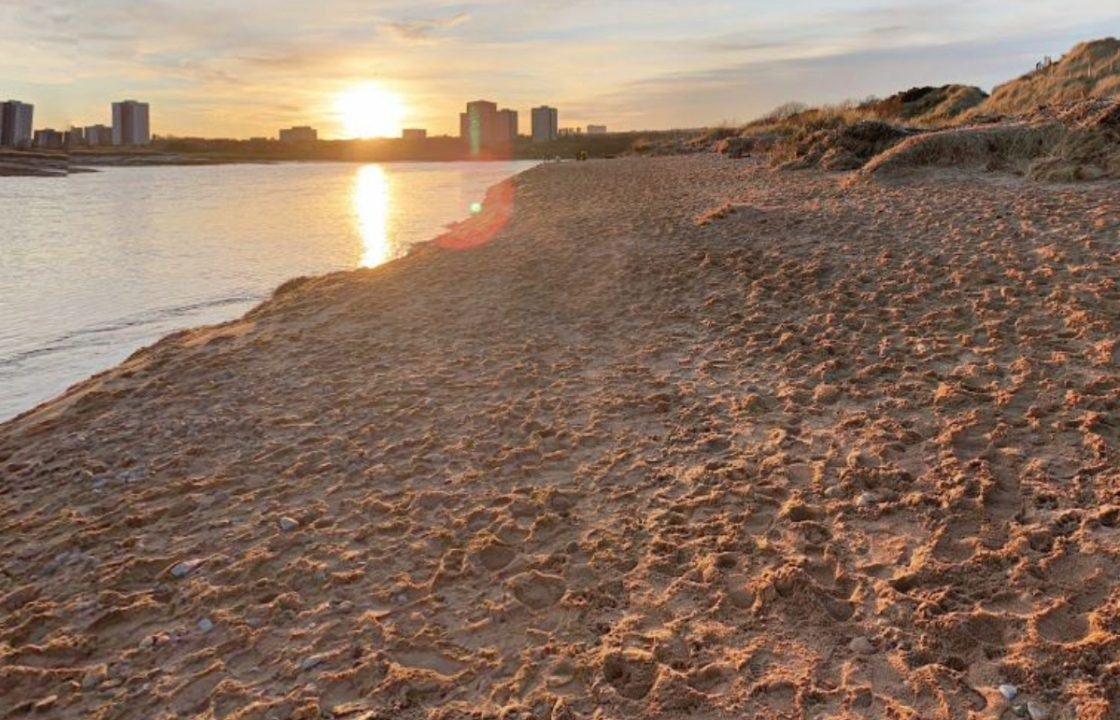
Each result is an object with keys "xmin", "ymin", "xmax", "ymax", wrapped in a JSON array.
[{"xmin": 508, "ymin": 570, "xmax": 567, "ymax": 609}]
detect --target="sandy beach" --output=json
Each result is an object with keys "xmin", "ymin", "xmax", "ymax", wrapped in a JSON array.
[{"xmin": 2, "ymin": 156, "xmax": 1119, "ymax": 719}]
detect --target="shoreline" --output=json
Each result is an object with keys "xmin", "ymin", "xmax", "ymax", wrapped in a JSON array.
[
  {"xmin": 0, "ymin": 162, "xmax": 541, "ymax": 425},
  {"xmin": 2, "ymin": 156, "xmax": 1119, "ymax": 718},
  {"xmin": 0, "ymin": 152, "xmax": 556, "ymax": 177}
]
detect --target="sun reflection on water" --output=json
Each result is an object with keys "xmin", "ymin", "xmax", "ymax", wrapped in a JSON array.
[{"xmin": 355, "ymin": 165, "xmax": 391, "ymax": 267}]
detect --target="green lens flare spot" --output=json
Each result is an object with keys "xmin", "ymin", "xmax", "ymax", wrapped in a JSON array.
[{"xmin": 470, "ymin": 202, "xmax": 483, "ymax": 214}]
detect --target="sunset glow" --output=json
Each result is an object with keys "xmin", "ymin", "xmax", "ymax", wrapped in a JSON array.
[
  {"xmin": 354, "ymin": 164, "xmax": 391, "ymax": 267},
  {"xmin": 336, "ymin": 84, "xmax": 406, "ymax": 139}
]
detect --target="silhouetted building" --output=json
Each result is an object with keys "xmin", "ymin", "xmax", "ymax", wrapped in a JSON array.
[
  {"xmin": 460, "ymin": 100, "xmax": 496, "ymax": 152},
  {"xmin": 587, "ymin": 124, "xmax": 607, "ymax": 135},
  {"xmin": 496, "ymin": 109, "xmax": 518, "ymax": 141},
  {"xmin": 65, "ymin": 126, "xmax": 85, "ymax": 147},
  {"xmin": 402, "ymin": 128, "xmax": 427, "ymax": 141},
  {"xmin": 84, "ymin": 124, "xmax": 112, "ymax": 146},
  {"xmin": 112, "ymin": 100, "xmax": 151, "ymax": 145},
  {"xmin": 0, "ymin": 100, "xmax": 34, "ymax": 148},
  {"xmin": 33, "ymin": 128, "xmax": 64, "ymax": 150},
  {"xmin": 531, "ymin": 106, "xmax": 558, "ymax": 143},
  {"xmin": 558, "ymin": 127, "xmax": 582, "ymax": 137},
  {"xmin": 279, "ymin": 126, "xmax": 318, "ymax": 143},
  {"xmin": 460, "ymin": 100, "xmax": 517, "ymax": 152}
]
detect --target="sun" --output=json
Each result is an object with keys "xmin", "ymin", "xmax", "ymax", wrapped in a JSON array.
[{"xmin": 336, "ymin": 83, "xmax": 406, "ymax": 139}]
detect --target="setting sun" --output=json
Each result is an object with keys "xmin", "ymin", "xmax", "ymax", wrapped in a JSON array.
[{"xmin": 336, "ymin": 83, "xmax": 405, "ymax": 139}]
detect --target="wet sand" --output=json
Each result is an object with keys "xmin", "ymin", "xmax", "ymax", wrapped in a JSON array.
[{"xmin": 2, "ymin": 156, "xmax": 1119, "ymax": 719}]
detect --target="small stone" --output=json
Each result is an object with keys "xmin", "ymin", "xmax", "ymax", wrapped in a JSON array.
[
  {"xmin": 300, "ymin": 654, "xmax": 327, "ymax": 671},
  {"xmin": 33, "ymin": 695, "xmax": 58, "ymax": 711},
  {"xmin": 998, "ymin": 684, "xmax": 1019, "ymax": 701},
  {"xmin": 856, "ymin": 492, "xmax": 877, "ymax": 508},
  {"xmin": 170, "ymin": 559, "xmax": 203, "ymax": 578},
  {"xmin": 849, "ymin": 636, "xmax": 875, "ymax": 654},
  {"xmin": 139, "ymin": 635, "xmax": 155, "ymax": 649},
  {"xmin": 81, "ymin": 664, "xmax": 109, "ymax": 690},
  {"xmin": 198, "ymin": 618, "xmax": 214, "ymax": 634},
  {"xmin": 1027, "ymin": 701, "xmax": 1049, "ymax": 720},
  {"xmin": 1012, "ymin": 704, "xmax": 1029, "ymax": 717},
  {"xmin": 279, "ymin": 516, "xmax": 300, "ymax": 532}
]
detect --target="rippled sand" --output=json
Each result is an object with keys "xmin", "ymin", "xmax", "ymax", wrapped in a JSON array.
[{"xmin": 2, "ymin": 156, "xmax": 1119, "ymax": 719}]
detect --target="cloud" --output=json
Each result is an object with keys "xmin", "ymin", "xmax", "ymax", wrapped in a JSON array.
[
  {"xmin": 2, "ymin": 0, "xmax": 1119, "ymax": 136},
  {"xmin": 581, "ymin": 15, "xmax": 1120, "ymax": 129},
  {"xmin": 382, "ymin": 12, "xmax": 471, "ymax": 42}
]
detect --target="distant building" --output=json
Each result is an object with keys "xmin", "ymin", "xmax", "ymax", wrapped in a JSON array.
[
  {"xmin": 279, "ymin": 126, "xmax": 318, "ymax": 143},
  {"xmin": 84, "ymin": 124, "xmax": 113, "ymax": 146},
  {"xmin": 558, "ymin": 127, "xmax": 583, "ymax": 137},
  {"xmin": 459, "ymin": 100, "xmax": 517, "ymax": 152},
  {"xmin": 496, "ymin": 109, "xmax": 518, "ymax": 142},
  {"xmin": 65, "ymin": 126, "xmax": 85, "ymax": 147},
  {"xmin": 33, "ymin": 128, "xmax": 64, "ymax": 150},
  {"xmin": 531, "ymin": 106, "xmax": 558, "ymax": 143},
  {"xmin": 401, "ymin": 128, "xmax": 427, "ymax": 141},
  {"xmin": 112, "ymin": 100, "xmax": 151, "ymax": 145},
  {"xmin": 460, "ymin": 100, "xmax": 496, "ymax": 152},
  {"xmin": 587, "ymin": 124, "xmax": 607, "ymax": 135},
  {"xmin": 0, "ymin": 100, "xmax": 35, "ymax": 148}
]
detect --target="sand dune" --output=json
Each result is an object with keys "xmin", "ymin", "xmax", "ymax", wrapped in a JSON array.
[
  {"xmin": 974, "ymin": 38, "xmax": 1120, "ymax": 119},
  {"xmin": 2, "ymin": 156, "xmax": 1119, "ymax": 719}
]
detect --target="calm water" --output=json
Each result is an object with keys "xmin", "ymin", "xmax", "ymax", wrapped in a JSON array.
[{"xmin": 0, "ymin": 161, "xmax": 537, "ymax": 420}]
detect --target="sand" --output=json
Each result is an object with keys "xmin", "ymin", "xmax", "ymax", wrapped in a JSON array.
[{"xmin": 2, "ymin": 156, "xmax": 1119, "ymax": 720}]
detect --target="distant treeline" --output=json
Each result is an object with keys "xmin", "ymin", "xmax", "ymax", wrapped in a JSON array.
[{"xmin": 121, "ymin": 131, "xmax": 702, "ymax": 162}]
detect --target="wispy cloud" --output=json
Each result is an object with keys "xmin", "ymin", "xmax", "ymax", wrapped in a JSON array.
[
  {"xmin": 1, "ymin": 0, "xmax": 1117, "ymax": 136},
  {"xmin": 382, "ymin": 12, "xmax": 471, "ymax": 42}
]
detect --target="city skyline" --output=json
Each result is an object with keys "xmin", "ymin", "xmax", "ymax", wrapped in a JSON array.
[
  {"xmin": 0, "ymin": 99, "xmax": 154, "ymax": 149},
  {"xmin": 4, "ymin": 92, "xmax": 597, "ymax": 147},
  {"xmin": 2, "ymin": 1, "xmax": 1117, "ymax": 139}
]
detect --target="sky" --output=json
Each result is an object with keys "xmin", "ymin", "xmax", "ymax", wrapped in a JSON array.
[{"xmin": 2, "ymin": 0, "xmax": 1118, "ymax": 139}]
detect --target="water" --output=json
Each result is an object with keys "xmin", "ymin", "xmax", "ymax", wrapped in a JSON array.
[{"xmin": 0, "ymin": 160, "xmax": 537, "ymax": 420}]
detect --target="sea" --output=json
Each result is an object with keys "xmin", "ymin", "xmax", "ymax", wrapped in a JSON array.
[{"xmin": 0, "ymin": 160, "xmax": 538, "ymax": 420}]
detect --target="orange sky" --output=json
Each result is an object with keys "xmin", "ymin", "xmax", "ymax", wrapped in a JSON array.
[{"xmin": 2, "ymin": 1, "xmax": 1117, "ymax": 139}]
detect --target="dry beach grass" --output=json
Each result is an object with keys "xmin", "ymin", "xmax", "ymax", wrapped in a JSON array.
[{"xmin": 2, "ymin": 156, "xmax": 1120, "ymax": 719}]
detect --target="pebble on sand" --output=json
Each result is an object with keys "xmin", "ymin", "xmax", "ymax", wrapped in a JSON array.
[
  {"xmin": 170, "ymin": 559, "xmax": 203, "ymax": 578},
  {"xmin": 1027, "ymin": 701, "xmax": 1050, "ymax": 720},
  {"xmin": 998, "ymin": 684, "xmax": 1019, "ymax": 701},
  {"xmin": 198, "ymin": 618, "xmax": 214, "ymax": 634},
  {"xmin": 81, "ymin": 664, "xmax": 109, "ymax": 690},
  {"xmin": 849, "ymin": 636, "xmax": 875, "ymax": 654},
  {"xmin": 33, "ymin": 695, "xmax": 57, "ymax": 711},
  {"xmin": 279, "ymin": 516, "xmax": 300, "ymax": 531}
]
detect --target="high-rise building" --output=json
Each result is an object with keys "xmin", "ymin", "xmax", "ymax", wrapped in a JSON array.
[
  {"xmin": 65, "ymin": 126, "xmax": 86, "ymax": 147},
  {"xmin": 459, "ymin": 100, "xmax": 517, "ymax": 152},
  {"xmin": 496, "ymin": 109, "xmax": 518, "ymax": 142},
  {"xmin": 278, "ymin": 126, "xmax": 318, "ymax": 143},
  {"xmin": 33, "ymin": 129, "xmax": 64, "ymax": 150},
  {"xmin": 460, "ymin": 100, "xmax": 497, "ymax": 153},
  {"xmin": 112, "ymin": 100, "xmax": 151, "ymax": 145},
  {"xmin": 531, "ymin": 106, "xmax": 559, "ymax": 143},
  {"xmin": 0, "ymin": 100, "xmax": 35, "ymax": 148},
  {"xmin": 84, "ymin": 124, "xmax": 113, "ymax": 146}
]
